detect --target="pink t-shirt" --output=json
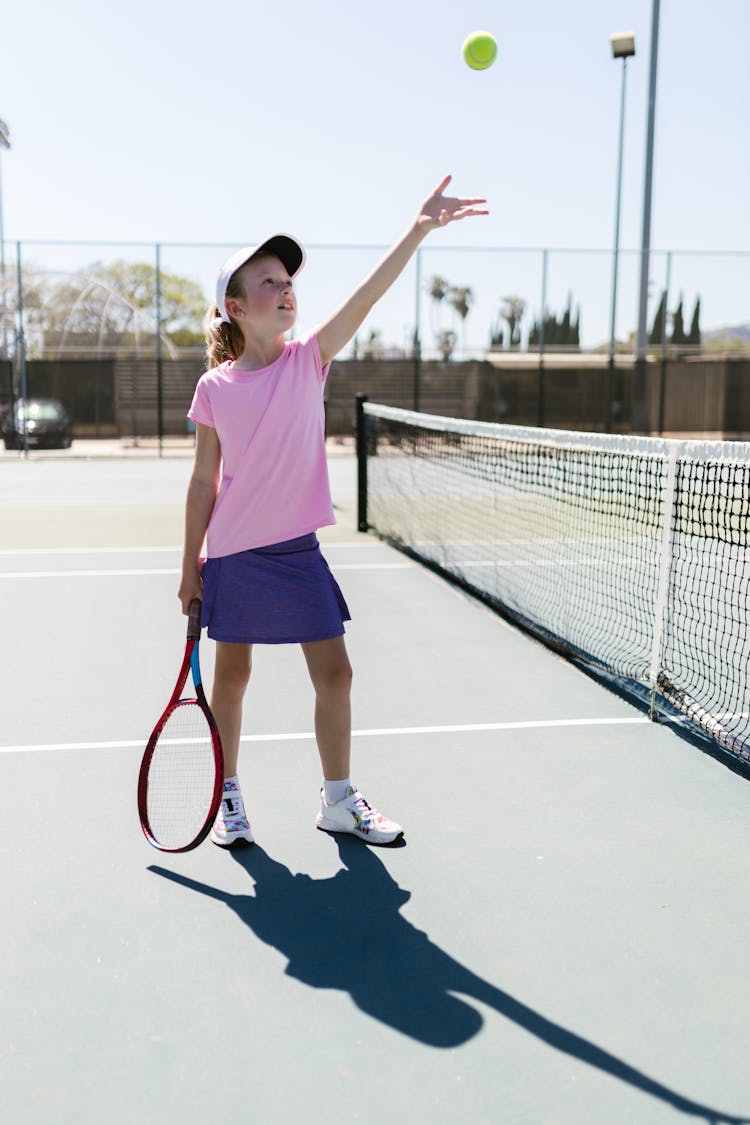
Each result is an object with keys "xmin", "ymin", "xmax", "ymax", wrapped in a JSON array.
[{"xmin": 187, "ymin": 333, "xmax": 335, "ymax": 558}]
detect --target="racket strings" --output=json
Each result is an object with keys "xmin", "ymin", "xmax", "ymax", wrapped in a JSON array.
[{"xmin": 145, "ymin": 701, "xmax": 220, "ymax": 850}]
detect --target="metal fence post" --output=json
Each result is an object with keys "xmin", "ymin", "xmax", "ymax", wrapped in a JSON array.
[
  {"xmin": 15, "ymin": 240, "xmax": 27, "ymax": 457},
  {"xmin": 413, "ymin": 249, "xmax": 422, "ymax": 411},
  {"xmin": 355, "ymin": 393, "xmax": 369, "ymax": 532},
  {"xmin": 537, "ymin": 249, "xmax": 548, "ymax": 428},
  {"xmin": 633, "ymin": 0, "xmax": 662, "ymax": 434},
  {"xmin": 155, "ymin": 242, "xmax": 164, "ymax": 457},
  {"xmin": 657, "ymin": 251, "xmax": 672, "ymax": 436}
]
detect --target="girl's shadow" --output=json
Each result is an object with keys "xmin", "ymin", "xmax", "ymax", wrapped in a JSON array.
[{"xmin": 150, "ymin": 841, "xmax": 747, "ymax": 1123}]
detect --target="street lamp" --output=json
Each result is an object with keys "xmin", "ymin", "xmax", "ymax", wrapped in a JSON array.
[
  {"xmin": 634, "ymin": 0, "xmax": 662, "ymax": 433},
  {"xmin": 0, "ymin": 118, "xmax": 9, "ymax": 364},
  {"xmin": 607, "ymin": 32, "xmax": 635, "ymax": 427}
]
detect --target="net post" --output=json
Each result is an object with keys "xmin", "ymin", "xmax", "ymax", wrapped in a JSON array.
[
  {"xmin": 649, "ymin": 443, "xmax": 678, "ymax": 719},
  {"xmin": 355, "ymin": 393, "xmax": 369, "ymax": 532},
  {"xmin": 536, "ymin": 359, "xmax": 545, "ymax": 428}
]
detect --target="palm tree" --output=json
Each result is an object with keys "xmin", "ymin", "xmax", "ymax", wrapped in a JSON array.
[
  {"xmin": 498, "ymin": 296, "xmax": 526, "ymax": 350},
  {"xmin": 437, "ymin": 329, "xmax": 458, "ymax": 361},
  {"xmin": 426, "ymin": 275, "xmax": 451, "ymax": 358},
  {"xmin": 448, "ymin": 286, "xmax": 473, "ymax": 355}
]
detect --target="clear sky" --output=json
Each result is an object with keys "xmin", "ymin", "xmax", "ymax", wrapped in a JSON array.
[{"xmin": 2, "ymin": 0, "xmax": 748, "ymax": 353}]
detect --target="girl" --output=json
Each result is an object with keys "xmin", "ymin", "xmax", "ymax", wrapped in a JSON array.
[{"xmin": 178, "ymin": 175, "xmax": 487, "ymax": 848}]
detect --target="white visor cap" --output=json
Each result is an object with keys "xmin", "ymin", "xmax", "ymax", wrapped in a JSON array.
[{"xmin": 214, "ymin": 233, "xmax": 306, "ymax": 325}]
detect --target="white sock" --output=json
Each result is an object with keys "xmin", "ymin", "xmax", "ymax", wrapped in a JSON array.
[
  {"xmin": 224, "ymin": 774, "xmax": 240, "ymax": 792},
  {"xmin": 324, "ymin": 778, "xmax": 352, "ymax": 804}
]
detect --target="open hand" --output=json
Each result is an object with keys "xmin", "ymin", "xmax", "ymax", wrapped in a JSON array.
[{"xmin": 416, "ymin": 175, "xmax": 488, "ymax": 231}]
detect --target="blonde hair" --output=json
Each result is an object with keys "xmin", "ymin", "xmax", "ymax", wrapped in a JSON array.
[{"xmin": 204, "ymin": 265, "xmax": 246, "ymax": 369}]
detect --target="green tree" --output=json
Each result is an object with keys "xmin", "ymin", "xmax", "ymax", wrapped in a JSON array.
[
  {"xmin": 649, "ymin": 290, "xmax": 667, "ymax": 346},
  {"xmin": 688, "ymin": 297, "xmax": 701, "ymax": 346},
  {"xmin": 560, "ymin": 293, "xmax": 572, "ymax": 345},
  {"xmin": 361, "ymin": 328, "xmax": 384, "ymax": 359},
  {"xmin": 671, "ymin": 295, "xmax": 687, "ymax": 346},
  {"xmin": 527, "ymin": 299, "xmax": 581, "ymax": 351},
  {"xmin": 572, "ymin": 306, "xmax": 581, "ymax": 348},
  {"xmin": 558, "ymin": 293, "xmax": 581, "ymax": 349},
  {"xmin": 29, "ymin": 260, "xmax": 207, "ymax": 356}
]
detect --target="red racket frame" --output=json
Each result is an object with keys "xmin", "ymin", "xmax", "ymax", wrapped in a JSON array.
[{"xmin": 138, "ymin": 599, "xmax": 224, "ymax": 852}]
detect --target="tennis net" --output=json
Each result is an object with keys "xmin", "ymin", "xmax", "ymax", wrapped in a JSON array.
[{"xmin": 358, "ymin": 399, "xmax": 750, "ymax": 769}]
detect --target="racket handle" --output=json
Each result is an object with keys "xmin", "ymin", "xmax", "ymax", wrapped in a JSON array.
[{"xmin": 187, "ymin": 598, "xmax": 203, "ymax": 640}]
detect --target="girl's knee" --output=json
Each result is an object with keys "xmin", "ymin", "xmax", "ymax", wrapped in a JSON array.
[
  {"xmin": 319, "ymin": 658, "xmax": 353, "ymax": 695},
  {"xmin": 308, "ymin": 651, "xmax": 352, "ymax": 695},
  {"xmin": 303, "ymin": 638, "xmax": 352, "ymax": 695},
  {"xmin": 214, "ymin": 645, "xmax": 252, "ymax": 694}
]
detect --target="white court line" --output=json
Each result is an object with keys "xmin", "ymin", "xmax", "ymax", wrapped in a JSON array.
[
  {"xmin": 0, "ymin": 715, "xmax": 650, "ymax": 755},
  {"xmin": 0, "ymin": 562, "xmax": 412, "ymax": 579},
  {"xmin": 449, "ymin": 559, "xmax": 607, "ymax": 569},
  {"xmin": 0, "ymin": 568, "xmax": 182, "ymax": 579},
  {"xmin": 0, "ymin": 546, "xmax": 183, "ymax": 557},
  {"xmin": 332, "ymin": 563, "xmax": 412, "ymax": 570},
  {"xmin": 0, "ymin": 541, "xmax": 376, "ymax": 558}
]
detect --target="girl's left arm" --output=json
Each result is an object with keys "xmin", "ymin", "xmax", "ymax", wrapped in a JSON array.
[{"xmin": 316, "ymin": 175, "xmax": 487, "ymax": 368}]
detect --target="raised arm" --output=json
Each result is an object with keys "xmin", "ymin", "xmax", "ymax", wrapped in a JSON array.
[{"xmin": 316, "ymin": 175, "xmax": 487, "ymax": 367}]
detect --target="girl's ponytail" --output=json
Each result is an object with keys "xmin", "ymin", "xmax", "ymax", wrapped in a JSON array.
[
  {"xmin": 204, "ymin": 265, "xmax": 249, "ymax": 368},
  {"xmin": 204, "ymin": 306, "xmax": 245, "ymax": 369}
]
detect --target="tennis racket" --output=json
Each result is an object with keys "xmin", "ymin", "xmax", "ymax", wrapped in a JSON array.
[{"xmin": 138, "ymin": 598, "xmax": 224, "ymax": 852}]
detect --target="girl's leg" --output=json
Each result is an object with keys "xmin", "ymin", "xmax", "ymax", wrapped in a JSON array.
[
  {"xmin": 210, "ymin": 641, "xmax": 252, "ymax": 778},
  {"xmin": 304, "ymin": 635, "xmax": 403, "ymax": 844},
  {"xmin": 300, "ymin": 636, "xmax": 352, "ymax": 781}
]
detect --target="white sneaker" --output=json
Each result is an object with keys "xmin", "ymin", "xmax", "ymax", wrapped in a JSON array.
[
  {"xmin": 211, "ymin": 780, "xmax": 255, "ymax": 847},
  {"xmin": 316, "ymin": 786, "xmax": 403, "ymax": 845}
]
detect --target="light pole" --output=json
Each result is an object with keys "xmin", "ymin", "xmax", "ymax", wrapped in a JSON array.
[
  {"xmin": 633, "ymin": 0, "xmax": 661, "ymax": 433},
  {"xmin": 0, "ymin": 118, "xmax": 10, "ymax": 365},
  {"xmin": 607, "ymin": 32, "xmax": 635, "ymax": 429}
]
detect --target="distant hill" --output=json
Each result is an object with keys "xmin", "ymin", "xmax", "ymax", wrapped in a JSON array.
[{"xmin": 703, "ymin": 324, "xmax": 750, "ymax": 344}]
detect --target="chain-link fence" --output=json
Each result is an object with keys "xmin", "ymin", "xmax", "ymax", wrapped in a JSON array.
[{"xmin": 1, "ymin": 239, "xmax": 748, "ymax": 448}]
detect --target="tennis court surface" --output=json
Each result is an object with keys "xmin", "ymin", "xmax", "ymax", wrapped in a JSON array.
[{"xmin": 2, "ymin": 441, "xmax": 750, "ymax": 1125}]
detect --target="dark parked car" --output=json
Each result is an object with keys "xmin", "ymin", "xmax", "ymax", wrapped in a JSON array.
[{"xmin": 2, "ymin": 398, "xmax": 72, "ymax": 450}]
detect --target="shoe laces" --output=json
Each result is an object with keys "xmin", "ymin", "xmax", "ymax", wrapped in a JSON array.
[{"xmin": 349, "ymin": 792, "xmax": 381, "ymax": 825}]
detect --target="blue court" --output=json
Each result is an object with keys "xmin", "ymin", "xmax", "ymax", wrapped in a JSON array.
[{"xmin": 1, "ymin": 446, "xmax": 749, "ymax": 1125}]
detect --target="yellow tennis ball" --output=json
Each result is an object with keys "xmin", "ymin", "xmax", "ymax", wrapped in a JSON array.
[{"xmin": 463, "ymin": 30, "xmax": 497, "ymax": 70}]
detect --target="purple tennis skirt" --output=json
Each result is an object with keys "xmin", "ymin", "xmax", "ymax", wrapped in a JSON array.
[{"xmin": 200, "ymin": 533, "xmax": 351, "ymax": 644}]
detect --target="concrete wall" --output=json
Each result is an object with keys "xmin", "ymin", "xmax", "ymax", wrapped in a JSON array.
[
  {"xmin": 324, "ymin": 359, "xmax": 481, "ymax": 433},
  {"xmin": 3, "ymin": 354, "xmax": 750, "ymax": 440}
]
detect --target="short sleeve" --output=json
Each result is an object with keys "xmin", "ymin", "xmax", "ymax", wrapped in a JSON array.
[
  {"xmin": 188, "ymin": 376, "xmax": 215, "ymax": 428},
  {"xmin": 302, "ymin": 332, "xmax": 331, "ymax": 384}
]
